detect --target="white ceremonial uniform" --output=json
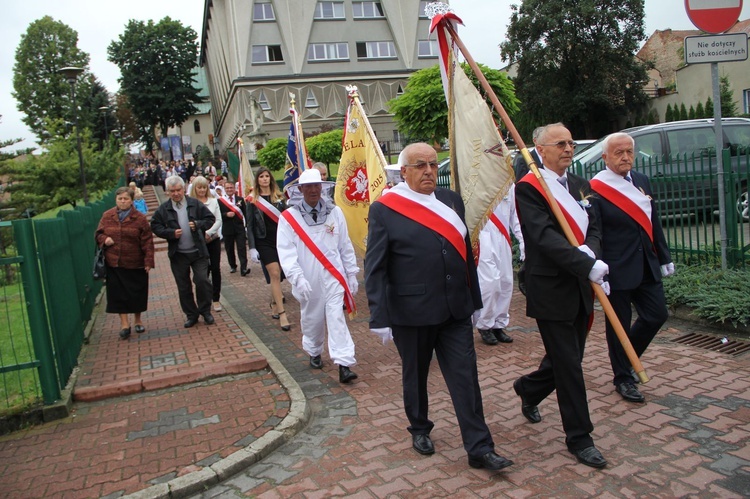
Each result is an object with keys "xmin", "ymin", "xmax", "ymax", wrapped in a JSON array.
[
  {"xmin": 474, "ymin": 184, "xmax": 524, "ymax": 330},
  {"xmin": 276, "ymin": 199, "xmax": 359, "ymax": 366}
]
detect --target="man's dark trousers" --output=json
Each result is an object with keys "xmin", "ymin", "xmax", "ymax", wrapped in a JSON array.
[
  {"xmin": 170, "ymin": 250, "xmax": 212, "ymax": 320},
  {"xmin": 392, "ymin": 317, "xmax": 495, "ymax": 458}
]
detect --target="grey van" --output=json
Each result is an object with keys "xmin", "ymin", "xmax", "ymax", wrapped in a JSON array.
[{"xmin": 571, "ymin": 118, "xmax": 750, "ymax": 221}]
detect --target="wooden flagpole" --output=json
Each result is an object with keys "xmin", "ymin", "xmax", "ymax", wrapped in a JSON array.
[{"xmin": 440, "ymin": 19, "xmax": 649, "ymax": 383}]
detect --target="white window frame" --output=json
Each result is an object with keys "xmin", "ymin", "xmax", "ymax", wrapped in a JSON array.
[
  {"xmin": 253, "ymin": 2, "xmax": 275, "ymax": 21},
  {"xmin": 353, "ymin": 1, "xmax": 384, "ymax": 18},
  {"xmin": 305, "ymin": 89, "xmax": 319, "ymax": 108},
  {"xmin": 252, "ymin": 45, "xmax": 283, "ymax": 63},
  {"xmin": 257, "ymin": 90, "xmax": 271, "ymax": 110},
  {"xmin": 307, "ymin": 42, "xmax": 349, "ymax": 61},
  {"xmin": 418, "ymin": 40, "xmax": 438, "ymax": 58},
  {"xmin": 356, "ymin": 41, "xmax": 396, "ymax": 59},
  {"xmin": 314, "ymin": 1, "xmax": 345, "ymax": 19}
]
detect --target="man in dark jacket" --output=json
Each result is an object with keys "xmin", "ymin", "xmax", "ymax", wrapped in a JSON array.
[
  {"xmin": 220, "ymin": 183, "xmax": 249, "ymax": 275},
  {"xmin": 151, "ymin": 175, "xmax": 216, "ymax": 328},
  {"xmin": 364, "ymin": 142, "xmax": 513, "ymax": 472}
]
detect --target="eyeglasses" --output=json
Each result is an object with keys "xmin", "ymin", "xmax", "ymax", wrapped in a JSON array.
[
  {"xmin": 403, "ymin": 161, "xmax": 439, "ymax": 170},
  {"xmin": 539, "ymin": 140, "xmax": 577, "ymax": 150}
]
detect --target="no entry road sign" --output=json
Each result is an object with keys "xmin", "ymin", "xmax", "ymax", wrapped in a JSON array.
[{"xmin": 685, "ymin": 0, "xmax": 743, "ymax": 34}]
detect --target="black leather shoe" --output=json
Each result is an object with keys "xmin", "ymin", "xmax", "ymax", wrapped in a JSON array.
[
  {"xmin": 229, "ymin": 267, "xmax": 237, "ymax": 273},
  {"xmin": 493, "ymin": 328, "xmax": 513, "ymax": 343},
  {"xmin": 468, "ymin": 452, "xmax": 514, "ymax": 471},
  {"xmin": 310, "ymin": 355, "xmax": 323, "ymax": 369},
  {"xmin": 339, "ymin": 365, "xmax": 358, "ymax": 384},
  {"xmin": 241, "ymin": 268, "xmax": 250, "ymax": 276},
  {"xmin": 412, "ymin": 434, "xmax": 435, "ymax": 455},
  {"xmin": 134, "ymin": 325, "xmax": 146, "ymax": 334},
  {"xmin": 119, "ymin": 327, "xmax": 131, "ymax": 339},
  {"xmin": 479, "ymin": 329, "xmax": 498, "ymax": 345},
  {"xmin": 203, "ymin": 313, "xmax": 215, "ymax": 325},
  {"xmin": 570, "ymin": 446, "xmax": 607, "ymax": 468},
  {"xmin": 513, "ymin": 379, "xmax": 541, "ymax": 423},
  {"xmin": 616, "ymin": 382, "xmax": 645, "ymax": 403}
]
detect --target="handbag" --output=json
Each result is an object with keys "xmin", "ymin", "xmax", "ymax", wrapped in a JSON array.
[{"xmin": 93, "ymin": 246, "xmax": 106, "ymax": 280}]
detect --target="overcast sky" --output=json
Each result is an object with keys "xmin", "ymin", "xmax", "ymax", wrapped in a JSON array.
[{"xmin": 1, "ymin": 0, "xmax": 748, "ymax": 151}]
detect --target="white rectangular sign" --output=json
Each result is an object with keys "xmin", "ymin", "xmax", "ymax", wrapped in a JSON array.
[
  {"xmin": 687, "ymin": 0, "xmax": 740, "ymax": 9},
  {"xmin": 684, "ymin": 33, "xmax": 748, "ymax": 64}
]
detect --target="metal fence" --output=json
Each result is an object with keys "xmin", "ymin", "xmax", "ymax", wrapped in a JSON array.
[{"xmin": 0, "ymin": 190, "xmax": 117, "ymax": 417}]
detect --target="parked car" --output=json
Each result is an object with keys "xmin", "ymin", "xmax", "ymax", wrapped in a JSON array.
[{"xmin": 571, "ymin": 118, "xmax": 750, "ymax": 221}]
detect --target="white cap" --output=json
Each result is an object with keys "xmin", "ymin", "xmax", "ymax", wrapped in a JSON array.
[{"xmin": 298, "ymin": 168, "xmax": 322, "ymax": 185}]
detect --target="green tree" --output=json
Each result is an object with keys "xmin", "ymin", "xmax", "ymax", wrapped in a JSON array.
[
  {"xmin": 114, "ymin": 92, "xmax": 141, "ymax": 147},
  {"xmin": 665, "ymin": 104, "xmax": 674, "ymax": 122},
  {"xmin": 388, "ymin": 63, "xmax": 518, "ymax": 146},
  {"xmin": 705, "ymin": 97, "xmax": 714, "ymax": 117},
  {"xmin": 679, "ymin": 103, "xmax": 688, "ymax": 120},
  {"xmin": 12, "ymin": 16, "xmax": 91, "ymax": 142},
  {"xmin": 306, "ymin": 129, "xmax": 344, "ymax": 165},
  {"xmin": 256, "ymin": 137, "xmax": 288, "ymax": 171},
  {"xmin": 720, "ymin": 75, "xmax": 738, "ymax": 117},
  {"xmin": 500, "ymin": 0, "xmax": 650, "ymax": 138},
  {"xmin": 108, "ymin": 17, "xmax": 201, "ymax": 152},
  {"xmin": 695, "ymin": 102, "xmax": 705, "ymax": 119},
  {"xmin": 688, "ymin": 105, "xmax": 696, "ymax": 120}
]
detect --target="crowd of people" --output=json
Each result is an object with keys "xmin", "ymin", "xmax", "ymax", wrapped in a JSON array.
[{"xmin": 97, "ymin": 123, "xmax": 673, "ymax": 473}]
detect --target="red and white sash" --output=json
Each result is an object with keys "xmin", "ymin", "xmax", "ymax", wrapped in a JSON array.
[
  {"xmin": 280, "ymin": 209, "xmax": 356, "ymax": 315},
  {"xmin": 218, "ymin": 195, "xmax": 244, "ymax": 222},
  {"xmin": 590, "ymin": 169, "xmax": 653, "ymax": 242},
  {"xmin": 489, "ymin": 213, "xmax": 512, "ymax": 248},
  {"xmin": 377, "ymin": 183, "xmax": 467, "ymax": 262},
  {"xmin": 519, "ymin": 170, "xmax": 589, "ymax": 245},
  {"xmin": 254, "ymin": 196, "xmax": 281, "ymax": 224}
]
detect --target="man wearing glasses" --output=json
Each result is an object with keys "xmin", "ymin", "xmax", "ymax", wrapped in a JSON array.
[
  {"xmin": 512, "ymin": 123, "xmax": 610, "ymax": 469},
  {"xmin": 365, "ymin": 142, "xmax": 513, "ymax": 472}
]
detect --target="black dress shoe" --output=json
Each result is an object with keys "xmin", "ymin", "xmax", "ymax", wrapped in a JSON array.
[
  {"xmin": 119, "ymin": 327, "xmax": 131, "ymax": 340},
  {"xmin": 339, "ymin": 365, "xmax": 358, "ymax": 383},
  {"xmin": 203, "ymin": 313, "xmax": 215, "ymax": 325},
  {"xmin": 241, "ymin": 268, "xmax": 250, "ymax": 276},
  {"xmin": 493, "ymin": 328, "xmax": 513, "ymax": 343},
  {"xmin": 310, "ymin": 355, "xmax": 323, "ymax": 369},
  {"xmin": 570, "ymin": 446, "xmax": 607, "ymax": 468},
  {"xmin": 134, "ymin": 325, "xmax": 146, "ymax": 334},
  {"xmin": 184, "ymin": 317, "xmax": 199, "ymax": 328},
  {"xmin": 513, "ymin": 379, "xmax": 541, "ymax": 423},
  {"xmin": 616, "ymin": 382, "xmax": 645, "ymax": 403},
  {"xmin": 479, "ymin": 329, "xmax": 498, "ymax": 345},
  {"xmin": 468, "ymin": 451, "xmax": 514, "ymax": 471},
  {"xmin": 229, "ymin": 267, "xmax": 237, "ymax": 273},
  {"xmin": 412, "ymin": 434, "xmax": 435, "ymax": 455}
]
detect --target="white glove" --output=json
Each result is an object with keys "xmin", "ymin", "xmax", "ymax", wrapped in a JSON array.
[
  {"xmin": 577, "ymin": 244, "xmax": 596, "ymax": 259},
  {"xmin": 347, "ymin": 274, "xmax": 359, "ymax": 295},
  {"xmin": 588, "ymin": 260, "xmax": 609, "ymax": 285},
  {"xmin": 250, "ymin": 248, "xmax": 260, "ymax": 264},
  {"xmin": 660, "ymin": 262, "xmax": 675, "ymax": 277},
  {"xmin": 295, "ymin": 278, "xmax": 312, "ymax": 302},
  {"xmin": 600, "ymin": 281, "xmax": 610, "ymax": 296},
  {"xmin": 370, "ymin": 327, "xmax": 393, "ymax": 345}
]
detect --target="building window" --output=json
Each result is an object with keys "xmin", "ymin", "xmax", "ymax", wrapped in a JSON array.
[
  {"xmin": 419, "ymin": 1, "xmax": 429, "ymax": 17},
  {"xmin": 193, "ymin": 120, "xmax": 201, "ymax": 133},
  {"xmin": 314, "ymin": 1, "xmax": 345, "ymax": 19},
  {"xmin": 396, "ymin": 84, "xmax": 404, "ymax": 95},
  {"xmin": 253, "ymin": 2, "xmax": 275, "ymax": 21},
  {"xmin": 305, "ymin": 89, "xmax": 319, "ymax": 108},
  {"xmin": 356, "ymin": 41, "xmax": 396, "ymax": 59},
  {"xmin": 257, "ymin": 90, "xmax": 271, "ymax": 110},
  {"xmin": 252, "ymin": 45, "xmax": 283, "ymax": 63},
  {"xmin": 307, "ymin": 42, "xmax": 349, "ymax": 61},
  {"xmin": 353, "ymin": 1, "xmax": 384, "ymax": 18},
  {"xmin": 744, "ymin": 89, "xmax": 750, "ymax": 114},
  {"xmin": 418, "ymin": 40, "xmax": 438, "ymax": 58}
]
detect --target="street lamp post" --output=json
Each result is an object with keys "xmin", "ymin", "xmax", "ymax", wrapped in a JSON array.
[
  {"xmin": 99, "ymin": 106, "xmax": 109, "ymax": 142},
  {"xmin": 58, "ymin": 66, "xmax": 88, "ymax": 205}
]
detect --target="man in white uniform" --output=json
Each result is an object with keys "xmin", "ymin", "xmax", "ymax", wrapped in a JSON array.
[
  {"xmin": 474, "ymin": 184, "xmax": 524, "ymax": 345},
  {"xmin": 277, "ymin": 168, "xmax": 360, "ymax": 383}
]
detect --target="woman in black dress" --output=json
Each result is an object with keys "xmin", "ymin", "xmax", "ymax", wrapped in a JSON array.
[{"xmin": 246, "ymin": 167, "xmax": 289, "ymax": 330}]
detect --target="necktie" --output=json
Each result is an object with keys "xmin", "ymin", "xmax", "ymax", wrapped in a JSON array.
[
  {"xmin": 311, "ymin": 208, "xmax": 318, "ymax": 223},
  {"xmin": 625, "ymin": 175, "xmax": 632, "ymax": 183},
  {"xmin": 557, "ymin": 176, "xmax": 567, "ymax": 189}
]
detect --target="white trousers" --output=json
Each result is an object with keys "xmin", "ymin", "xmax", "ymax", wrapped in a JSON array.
[{"xmin": 474, "ymin": 229, "xmax": 514, "ymax": 330}]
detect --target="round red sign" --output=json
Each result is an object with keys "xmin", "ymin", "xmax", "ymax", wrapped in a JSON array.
[{"xmin": 685, "ymin": 0, "xmax": 743, "ymax": 34}]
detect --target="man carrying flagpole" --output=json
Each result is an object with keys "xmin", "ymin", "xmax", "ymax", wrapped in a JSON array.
[{"xmin": 277, "ymin": 168, "xmax": 360, "ymax": 384}]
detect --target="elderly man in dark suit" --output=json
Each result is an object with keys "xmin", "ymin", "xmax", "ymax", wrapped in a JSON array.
[
  {"xmin": 513, "ymin": 123, "xmax": 609, "ymax": 469},
  {"xmin": 364, "ymin": 142, "xmax": 513, "ymax": 472},
  {"xmin": 590, "ymin": 133, "xmax": 673, "ymax": 404}
]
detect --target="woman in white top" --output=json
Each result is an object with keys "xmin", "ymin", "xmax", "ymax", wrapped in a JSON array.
[{"xmin": 191, "ymin": 176, "xmax": 224, "ymax": 312}]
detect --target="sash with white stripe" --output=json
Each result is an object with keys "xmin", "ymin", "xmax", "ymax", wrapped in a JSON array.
[
  {"xmin": 254, "ymin": 195, "xmax": 281, "ymax": 224},
  {"xmin": 377, "ymin": 183, "xmax": 467, "ymax": 262},
  {"xmin": 218, "ymin": 196, "xmax": 244, "ymax": 222},
  {"xmin": 590, "ymin": 169, "xmax": 653, "ymax": 242}
]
